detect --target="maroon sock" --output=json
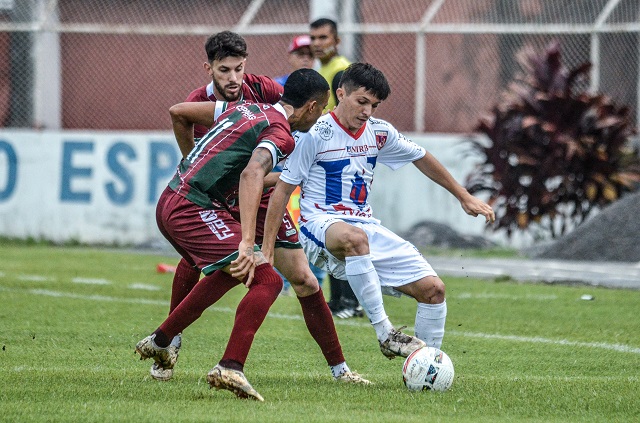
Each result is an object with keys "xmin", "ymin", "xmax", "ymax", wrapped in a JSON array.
[
  {"xmin": 158, "ymin": 270, "xmax": 241, "ymax": 340},
  {"xmin": 169, "ymin": 259, "xmax": 201, "ymax": 313},
  {"xmin": 220, "ymin": 264, "xmax": 282, "ymax": 366},
  {"xmin": 298, "ymin": 288, "xmax": 345, "ymax": 366}
]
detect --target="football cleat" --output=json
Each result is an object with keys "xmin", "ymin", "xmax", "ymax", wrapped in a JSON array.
[
  {"xmin": 379, "ymin": 326, "xmax": 426, "ymax": 360},
  {"xmin": 149, "ymin": 334, "xmax": 182, "ymax": 381},
  {"xmin": 207, "ymin": 364, "xmax": 264, "ymax": 402},
  {"xmin": 135, "ymin": 334, "xmax": 179, "ymax": 372},
  {"xmin": 334, "ymin": 371, "xmax": 372, "ymax": 385},
  {"xmin": 331, "ymin": 299, "xmax": 365, "ymax": 319}
]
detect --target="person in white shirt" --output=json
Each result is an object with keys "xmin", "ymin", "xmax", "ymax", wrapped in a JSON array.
[{"xmin": 262, "ymin": 63, "xmax": 495, "ymax": 359}]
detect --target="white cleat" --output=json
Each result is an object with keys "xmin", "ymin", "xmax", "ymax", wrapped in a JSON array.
[{"xmin": 379, "ymin": 326, "xmax": 426, "ymax": 360}]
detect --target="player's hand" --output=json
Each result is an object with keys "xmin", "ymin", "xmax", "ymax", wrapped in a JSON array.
[
  {"xmin": 231, "ymin": 240, "xmax": 256, "ymax": 287},
  {"xmin": 460, "ymin": 193, "xmax": 495, "ymax": 224}
]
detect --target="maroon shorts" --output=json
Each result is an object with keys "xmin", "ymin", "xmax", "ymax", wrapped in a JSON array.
[
  {"xmin": 156, "ymin": 187, "xmax": 250, "ymax": 275},
  {"xmin": 156, "ymin": 187, "xmax": 300, "ymax": 275},
  {"xmin": 228, "ymin": 191, "xmax": 300, "ymax": 249}
]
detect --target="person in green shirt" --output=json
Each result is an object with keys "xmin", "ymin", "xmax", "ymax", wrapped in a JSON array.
[{"xmin": 310, "ymin": 18, "xmax": 351, "ymax": 113}]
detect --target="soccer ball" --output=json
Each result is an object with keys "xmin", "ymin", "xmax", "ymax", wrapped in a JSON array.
[{"xmin": 402, "ymin": 346, "xmax": 454, "ymax": 392}]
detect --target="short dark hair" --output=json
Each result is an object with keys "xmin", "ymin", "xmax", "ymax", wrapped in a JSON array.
[
  {"xmin": 310, "ymin": 18, "xmax": 338, "ymax": 37},
  {"xmin": 339, "ymin": 63, "xmax": 391, "ymax": 101},
  {"xmin": 204, "ymin": 31, "xmax": 248, "ymax": 63},
  {"xmin": 281, "ymin": 68, "xmax": 330, "ymax": 108}
]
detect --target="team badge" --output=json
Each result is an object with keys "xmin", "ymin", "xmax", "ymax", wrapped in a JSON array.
[
  {"xmin": 375, "ymin": 130, "xmax": 388, "ymax": 149},
  {"xmin": 316, "ymin": 121, "xmax": 333, "ymax": 141}
]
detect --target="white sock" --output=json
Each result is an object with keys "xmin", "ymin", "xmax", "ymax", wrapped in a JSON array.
[
  {"xmin": 415, "ymin": 301, "xmax": 447, "ymax": 348},
  {"xmin": 345, "ymin": 255, "xmax": 393, "ymax": 342},
  {"xmin": 330, "ymin": 361, "xmax": 351, "ymax": 378}
]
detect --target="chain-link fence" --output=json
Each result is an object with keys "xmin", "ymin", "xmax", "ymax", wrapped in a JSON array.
[{"xmin": 1, "ymin": 0, "xmax": 639, "ymax": 133}]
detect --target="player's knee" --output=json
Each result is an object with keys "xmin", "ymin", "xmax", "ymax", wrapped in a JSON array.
[
  {"xmin": 411, "ymin": 276, "xmax": 446, "ymax": 304},
  {"xmin": 431, "ymin": 278, "xmax": 446, "ymax": 303},
  {"xmin": 286, "ymin": 267, "xmax": 318, "ymax": 288},
  {"xmin": 287, "ymin": 268, "xmax": 320, "ymax": 296},
  {"xmin": 336, "ymin": 227, "xmax": 369, "ymax": 256}
]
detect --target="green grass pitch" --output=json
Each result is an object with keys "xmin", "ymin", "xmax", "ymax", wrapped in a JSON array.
[{"xmin": 0, "ymin": 244, "xmax": 638, "ymax": 422}]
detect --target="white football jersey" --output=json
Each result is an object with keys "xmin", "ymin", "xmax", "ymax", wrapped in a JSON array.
[{"xmin": 280, "ymin": 112, "xmax": 426, "ymax": 222}]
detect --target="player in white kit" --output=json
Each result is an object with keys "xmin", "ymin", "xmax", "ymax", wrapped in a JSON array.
[{"xmin": 262, "ymin": 63, "xmax": 495, "ymax": 359}]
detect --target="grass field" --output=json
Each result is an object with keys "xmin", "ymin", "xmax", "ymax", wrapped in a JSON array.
[{"xmin": 1, "ymin": 244, "xmax": 638, "ymax": 422}]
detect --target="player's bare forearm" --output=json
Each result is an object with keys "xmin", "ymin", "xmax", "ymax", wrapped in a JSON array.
[
  {"xmin": 413, "ymin": 152, "xmax": 495, "ymax": 223},
  {"xmin": 170, "ymin": 102, "xmax": 216, "ymax": 158},
  {"xmin": 231, "ymin": 153, "xmax": 270, "ymax": 284},
  {"xmin": 264, "ymin": 172, "xmax": 281, "ymax": 188},
  {"xmin": 413, "ymin": 151, "xmax": 467, "ymax": 199},
  {"xmin": 263, "ymin": 179, "xmax": 296, "ymax": 264},
  {"xmin": 238, "ymin": 149, "xmax": 273, "ymax": 245},
  {"xmin": 170, "ymin": 110, "xmax": 196, "ymax": 158}
]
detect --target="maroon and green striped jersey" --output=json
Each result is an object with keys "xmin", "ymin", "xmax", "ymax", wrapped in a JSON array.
[
  {"xmin": 185, "ymin": 74, "xmax": 283, "ymax": 139},
  {"xmin": 168, "ymin": 101, "xmax": 292, "ymax": 209}
]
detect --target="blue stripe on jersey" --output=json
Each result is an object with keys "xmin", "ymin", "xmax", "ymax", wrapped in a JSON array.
[
  {"xmin": 317, "ymin": 158, "xmax": 350, "ymax": 204},
  {"xmin": 300, "ymin": 225, "xmax": 324, "ymax": 248}
]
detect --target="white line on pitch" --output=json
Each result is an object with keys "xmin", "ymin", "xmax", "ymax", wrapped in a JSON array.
[
  {"xmin": 454, "ymin": 292, "xmax": 557, "ymax": 300},
  {"xmin": 16, "ymin": 274, "xmax": 56, "ymax": 282},
  {"xmin": 1, "ymin": 285, "xmax": 639, "ymax": 355},
  {"xmin": 129, "ymin": 283, "xmax": 161, "ymax": 291},
  {"xmin": 72, "ymin": 277, "xmax": 111, "ymax": 285}
]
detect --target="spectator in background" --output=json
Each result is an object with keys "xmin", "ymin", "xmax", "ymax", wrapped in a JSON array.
[
  {"xmin": 274, "ymin": 35, "xmax": 314, "ymax": 86},
  {"xmin": 310, "ymin": 18, "xmax": 362, "ymax": 318},
  {"xmin": 310, "ymin": 18, "xmax": 351, "ymax": 113}
]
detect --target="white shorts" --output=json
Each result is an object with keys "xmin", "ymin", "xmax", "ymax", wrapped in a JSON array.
[{"xmin": 299, "ymin": 215, "xmax": 437, "ymax": 293}]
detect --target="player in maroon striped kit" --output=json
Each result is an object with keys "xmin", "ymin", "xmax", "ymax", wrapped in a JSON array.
[{"xmin": 166, "ymin": 32, "xmax": 287, "ymax": 326}]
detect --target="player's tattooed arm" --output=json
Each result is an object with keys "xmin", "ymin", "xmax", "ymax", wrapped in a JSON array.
[{"xmin": 251, "ymin": 147, "xmax": 275, "ymax": 176}]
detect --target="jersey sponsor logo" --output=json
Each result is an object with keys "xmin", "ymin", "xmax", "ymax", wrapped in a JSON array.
[
  {"xmin": 236, "ymin": 104, "xmax": 257, "ymax": 120},
  {"xmin": 369, "ymin": 118, "xmax": 387, "ymax": 126},
  {"xmin": 315, "ymin": 121, "xmax": 333, "ymax": 141},
  {"xmin": 199, "ymin": 210, "xmax": 234, "ymax": 240},
  {"xmin": 375, "ymin": 130, "xmax": 388, "ymax": 150},
  {"xmin": 346, "ymin": 145, "xmax": 370, "ymax": 155}
]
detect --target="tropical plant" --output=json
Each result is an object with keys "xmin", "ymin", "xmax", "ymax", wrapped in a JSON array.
[{"xmin": 466, "ymin": 40, "xmax": 640, "ymax": 238}]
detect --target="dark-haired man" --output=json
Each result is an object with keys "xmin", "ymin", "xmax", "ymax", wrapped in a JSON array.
[
  {"xmin": 263, "ymin": 63, "xmax": 496, "ymax": 361},
  {"xmin": 149, "ymin": 32, "xmax": 370, "ymax": 387}
]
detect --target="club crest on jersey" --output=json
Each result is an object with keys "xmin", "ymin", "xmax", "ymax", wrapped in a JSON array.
[
  {"xmin": 316, "ymin": 121, "xmax": 333, "ymax": 141},
  {"xmin": 375, "ymin": 130, "xmax": 388, "ymax": 149}
]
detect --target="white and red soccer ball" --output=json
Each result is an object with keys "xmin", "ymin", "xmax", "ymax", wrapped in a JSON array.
[{"xmin": 402, "ymin": 346, "xmax": 455, "ymax": 392}]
